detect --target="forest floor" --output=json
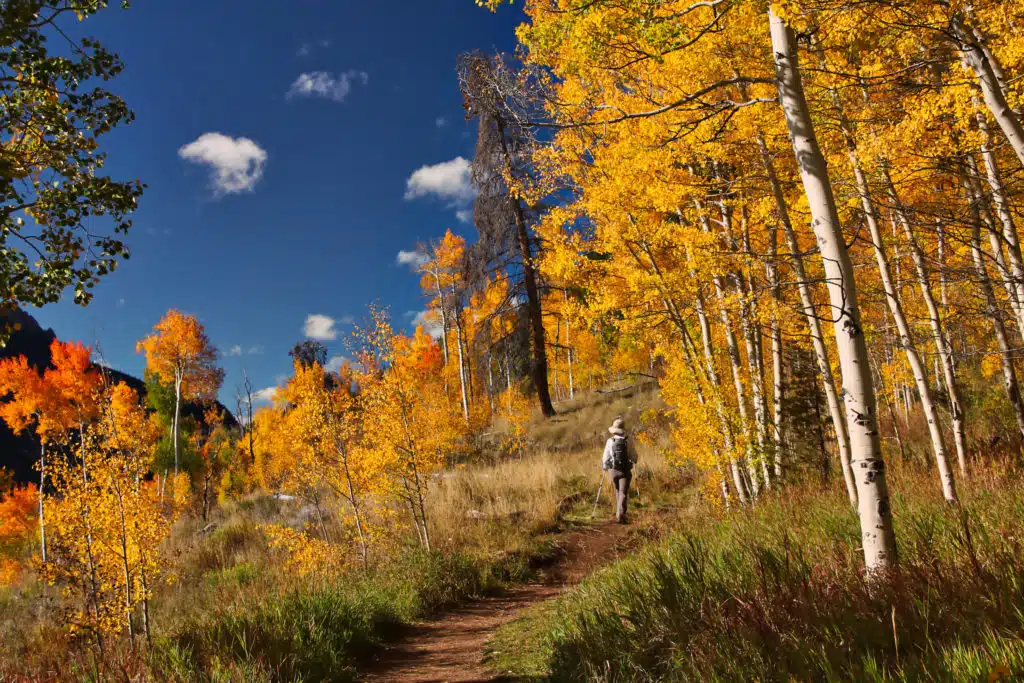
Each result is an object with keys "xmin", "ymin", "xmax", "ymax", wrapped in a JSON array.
[{"xmin": 360, "ymin": 518, "xmax": 634, "ymax": 682}]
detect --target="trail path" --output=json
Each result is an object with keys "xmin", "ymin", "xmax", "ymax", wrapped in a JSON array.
[{"xmin": 361, "ymin": 521, "xmax": 632, "ymax": 682}]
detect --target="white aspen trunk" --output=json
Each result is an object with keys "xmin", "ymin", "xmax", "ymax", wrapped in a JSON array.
[
  {"xmin": 735, "ymin": 272, "xmax": 772, "ymax": 489},
  {"xmin": 819, "ymin": 52, "xmax": 954, "ymax": 491},
  {"xmin": 976, "ymin": 105, "xmax": 1024, "ymax": 312},
  {"xmin": 114, "ymin": 483, "xmax": 134, "ymax": 646},
  {"xmin": 173, "ymin": 372, "xmax": 182, "ymax": 477},
  {"xmin": 892, "ymin": 214, "xmax": 903, "ymax": 294},
  {"xmin": 694, "ymin": 201, "xmax": 762, "ymax": 495},
  {"xmin": 403, "ymin": 488, "xmax": 426, "ymax": 548},
  {"xmin": 504, "ymin": 343, "xmax": 512, "ymax": 413},
  {"xmin": 38, "ymin": 440, "xmax": 46, "ymax": 564},
  {"xmin": 692, "ymin": 274, "xmax": 749, "ymax": 505},
  {"xmin": 964, "ymin": 176, "xmax": 1024, "ymax": 439},
  {"xmin": 449, "ymin": 280, "xmax": 470, "ymax": 424},
  {"xmin": 953, "ymin": 17, "xmax": 1024, "ymax": 168},
  {"xmin": 770, "ymin": 325, "xmax": 784, "ymax": 477},
  {"xmin": 756, "ymin": 134, "xmax": 856, "ymax": 504},
  {"xmin": 986, "ymin": 226, "xmax": 1023, "ymax": 324},
  {"xmin": 430, "ymin": 270, "xmax": 452, "ymax": 404},
  {"xmin": 965, "ymin": 154, "xmax": 1024, "ymax": 336},
  {"xmin": 411, "ymin": 463, "xmax": 431, "ymax": 552},
  {"xmin": 680, "ymin": 333, "xmax": 733, "ymax": 507},
  {"xmin": 552, "ymin": 330, "xmax": 560, "ymax": 401},
  {"xmin": 464, "ymin": 332, "xmax": 474, "ymax": 404},
  {"xmin": 433, "ymin": 273, "xmax": 451, "ymax": 367},
  {"xmin": 770, "ymin": 8, "xmax": 896, "ymax": 569},
  {"xmin": 564, "ymin": 291, "xmax": 575, "ymax": 400},
  {"xmin": 79, "ymin": 427, "xmax": 105, "ymax": 655},
  {"xmin": 847, "ymin": 145, "xmax": 957, "ymax": 502},
  {"xmin": 487, "ymin": 351, "xmax": 495, "ymax": 413},
  {"xmin": 699, "ymin": 209, "xmax": 761, "ymax": 497},
  {"xmin": 721, "ymin": 298, "xmax": 760, "ymax": 497},
  {"xmin": 871, "ymin": 353, "xmax": 908, "ymax": 461},
  {"xmin": 453, "ymin": 315, "xmax": 470, "ymax": 424},
  {"xmin": 766, "ymin": 225, "xmax": 785, "ymax": 479},
  {"xmin": 733, "ymin": 204, "xmax": 770, "ymax": 485},
  {"xmin": 937, "ymin": 222, "xmax": 950, "ymax": 310},
  {"xmin": 140, "ymin": 567, "xmax": 151, "ymax": 644},
  {"xmin": 971, "ymin": 25, "xmax": 1009, "ymax": 97},
  {"xmin": 341, "ymin": 446, "xmax": 368, "ymax": 568},
  {"xmin": 726, "ymin": 201, "xmax": 771, "ymax": 489},
  {"xmin": 886, "ymin": 172, "xmax": 968, "ymax": 477},
  {"xmin": 648, "ymin": 216, "xmax": 752, "ymax": 500}
]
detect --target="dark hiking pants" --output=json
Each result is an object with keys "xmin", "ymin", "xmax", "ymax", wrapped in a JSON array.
[{"xmin": 607, "ymin": 469, "xmax": 632, "ymax": 522}]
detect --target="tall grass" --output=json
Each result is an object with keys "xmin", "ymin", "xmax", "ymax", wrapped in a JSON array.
[
  {"xmin": 488, "ymin": 461, "xmax": 1024, "ymax": 681},
  {"xmin": 159, "ymin": 548, "xmax": 497, "ymax": 682}
]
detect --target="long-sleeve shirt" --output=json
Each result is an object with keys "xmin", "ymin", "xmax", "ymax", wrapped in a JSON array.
[{"xmin": 602, "ymin": 435, "xmax": 638, "ymax": 470}]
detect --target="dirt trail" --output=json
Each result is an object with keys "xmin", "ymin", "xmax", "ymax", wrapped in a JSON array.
[{"xmin": 361, "ymin": 521, "xmax": 631, "ymax": 683}]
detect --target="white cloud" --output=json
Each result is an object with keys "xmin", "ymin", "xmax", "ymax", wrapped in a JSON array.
[
  {"xmin": 287, "ymin": 70, "xmax": 368, "ymax": 103},
  {"xmin": 252, "ymin": 387, "xmax": 277, "ymax": 404},
  {"xmin": 339, "ymin": 315, "xmax": 356, "ymax": 326},
  {"xmin": 227, "ymin": 344, "xmax": 262, "ymax": 357},
  {"xmin": 409, "ymin": 309, "xmax": 443, "ymax": 339},
  {"xmin": 455, "ymin": 208, "xmax": 474, "ymax": 224},
  {"xmin": 326, "ymin": 355, "xmax": 349, "ymax": 373},
  {"xmin": 297, "ymin": 39, "xmax": 331, "ymax": 57},
  {"xmin": 178, "ymin": 133, "xmax": 267, "ymax": 195},
  {"xmin": 436, "ymin": 116, "xmax": 448, "ymax": 128},
  {"xmin": 304, "ymin": 314, "xmax": 338, "ymax": 341},
  {"xmin": 396, "ymin": 249, "xmax": 429, "ymax": 268},
  {"xmin": 404, "ymin": 157, "xmax": 475, "ymax": 203}
]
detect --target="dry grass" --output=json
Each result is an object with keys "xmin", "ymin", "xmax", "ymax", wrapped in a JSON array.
[
  {"xmin": 428, "ymin": 446, "xmax": 681, "ymax": 564},
  {"xmin": 527, "ymin": 384, "xmax": 666, "ymax": 454}
]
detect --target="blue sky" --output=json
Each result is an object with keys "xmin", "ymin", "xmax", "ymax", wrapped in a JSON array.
[{"xmin": 32, "ymin": 0, "xmax": 524, "ymax": 408}]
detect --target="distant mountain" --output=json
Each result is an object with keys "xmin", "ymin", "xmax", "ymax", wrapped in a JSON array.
[{"xmin": 0, "ymin": 308, "xmax": 238, "ymax": 485}]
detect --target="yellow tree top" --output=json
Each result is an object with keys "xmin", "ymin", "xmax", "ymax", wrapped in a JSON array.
[{"xmin": 136, "ymin": 310, "xmax": 224, "ymax": 399}]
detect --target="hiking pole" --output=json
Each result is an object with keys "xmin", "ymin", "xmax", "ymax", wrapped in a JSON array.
[{"xmin": 590, "ymin": 477, "xmax": 604, "ymax": 519}]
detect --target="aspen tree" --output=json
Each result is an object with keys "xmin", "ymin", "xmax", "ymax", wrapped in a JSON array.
[
  {"xmin": 137, "ymin": 311, "xmax": 224, "ymax": 478},
  {"xmin": 768, "ymin": 7, "xmax": 896, "ymax": 569}
]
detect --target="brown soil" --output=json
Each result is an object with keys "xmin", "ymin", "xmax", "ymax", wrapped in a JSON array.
[{"xmin": 360, "ymin": 521, "xmax": 632, "ymax": 683}]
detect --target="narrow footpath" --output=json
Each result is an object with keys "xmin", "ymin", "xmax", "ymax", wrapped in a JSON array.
[{"xmin": 361, "ymin": 521, "xmax": 632, "ymax": 682}]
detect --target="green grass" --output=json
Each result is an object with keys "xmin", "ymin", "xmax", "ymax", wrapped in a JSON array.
[
  {"xmin": 487, "ymin": 464, "xmax": 1024, "ymax": 682},
  {"xmin": 157, "ymin": 548, "xmax": 510, "ymax": 682}
]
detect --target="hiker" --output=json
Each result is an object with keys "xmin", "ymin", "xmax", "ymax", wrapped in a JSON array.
[{"xmin": 601, "ymin": 416, "xmax": 637, "ymax": 524}]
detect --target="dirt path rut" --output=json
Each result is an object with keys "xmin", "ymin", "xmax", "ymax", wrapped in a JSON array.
[{"xmin": 361, "ymin": 521, "xmax": 631, "ymax": 682}]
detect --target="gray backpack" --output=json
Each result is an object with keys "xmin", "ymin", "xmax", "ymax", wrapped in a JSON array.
[{"xmin": 611, "ymin": 436, "xmax": 632, "ymax": 472}]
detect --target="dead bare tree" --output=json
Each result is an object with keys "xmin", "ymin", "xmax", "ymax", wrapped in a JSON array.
[{"xmin": 459, "ymin": 52, "xmax": 556, "ymax": 417}]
